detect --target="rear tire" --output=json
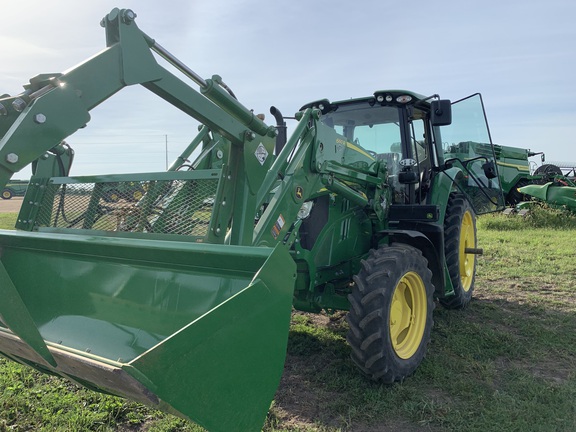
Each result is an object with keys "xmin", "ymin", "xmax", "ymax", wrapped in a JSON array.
[
  {"xmin": 440, "ymin": 193, "xmax": 476, "ymax": 309},
  {"xmin": 346, "ymin": 244, "xmax": 434, "ymax": 383},
  {"xmin": 2, "ymin": 189, "xmax": 13, "ymax": 200}
]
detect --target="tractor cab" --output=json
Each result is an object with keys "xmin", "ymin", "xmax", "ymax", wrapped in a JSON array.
[{"xmin": 305, "ymin": 91, "xmax": 505, "ymax": 214}]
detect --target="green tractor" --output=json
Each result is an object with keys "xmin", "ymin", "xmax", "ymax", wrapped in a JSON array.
[
  {"xmin": 0, "ymin": 8, "xmax": 505, "ymax": 432},
  {"xmin": 1, "ymin": 179, "xmax": 28, "ymax": 200}
]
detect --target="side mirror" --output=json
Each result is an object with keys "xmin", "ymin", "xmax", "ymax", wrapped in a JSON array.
[
  {"xmin": 430, "ymin": 99, "xmax": 452, "ymax": 126},
  {"xmin": 482, "ymin": 161, "xmax": 498, "ymax": 179},
  {"xmin": 398, "ymin": 170, "xmax": 419, "ymax": 184}
]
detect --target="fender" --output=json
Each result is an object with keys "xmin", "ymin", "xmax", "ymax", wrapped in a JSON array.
[
  {"xmin": 378, "ymin": 228, "xmax": 453, "ymax": 297},
  {"xmin": 429, "ymin": 167, "xmax": 464, "ymax": 222}
]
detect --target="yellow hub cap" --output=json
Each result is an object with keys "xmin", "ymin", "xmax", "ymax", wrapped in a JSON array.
[
  {"xmin": 389, "ymin": 271, "xmax": 427, "ymax": 359},
  {"xmin": 459, "ymin": 210, "xmax": 475, "ymax": 292}
]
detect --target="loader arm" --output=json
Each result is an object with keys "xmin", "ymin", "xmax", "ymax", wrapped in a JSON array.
[
  {"xmin": 253, "ymin": 108, "xmax": 388, "ymax": 248},
  {"xmin": 0, "ymin": 9, "xmax": 248, "ymax": 163},
  {"xmin": 0, "ymin": 8, "xmax": 278, "ymax": 245},
  {"xmin": 0, "ymin": 8, "xmax": 301, "ymax": 432}
]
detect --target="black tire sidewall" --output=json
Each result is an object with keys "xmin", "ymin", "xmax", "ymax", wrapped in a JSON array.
[
  {"xmin": 441, "ymin": 193, "xmax": 476, "ymax": 309},
  {"xmin": 346, "ymin": 244, "xmax": 434, "ymax": 382}
]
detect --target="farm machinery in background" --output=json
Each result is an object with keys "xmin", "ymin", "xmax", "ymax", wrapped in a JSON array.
[
  {"xmin": 444, "ymin": 142, "xmax": 576, "ymax": 213},
  {"xmin": 1, "ymin": 179, "xmax": 28, "ymax": 200},
  {"xmin": 516, "ymin": 160, "xmax": 576, "ymax": 212},
  {"xmin": 0, "ymin": 8, "xmax": 506, "ymax": 432},
  {"xmin": 518, "ymin": 173, "xmax": 576, "ymax": 213}
]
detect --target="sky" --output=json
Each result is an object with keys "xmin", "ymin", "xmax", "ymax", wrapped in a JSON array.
[{"xmin": 1, "ymin": 0, "xmax": 576, "ymax": 177}]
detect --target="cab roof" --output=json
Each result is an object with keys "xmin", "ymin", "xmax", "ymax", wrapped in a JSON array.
[{"xmin": 301, "ymin": 90, "xmax": 431, "ymax": 113}]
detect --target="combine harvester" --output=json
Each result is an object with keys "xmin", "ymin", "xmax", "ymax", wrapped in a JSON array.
[
  {"xmin": 0, "ymin": 8, "xmax": 506, "ymax": 431},
  {"xmin": 443, "ymin": 141, "xmax": 548, "ymax": 206},
  {"xmin": 445, "ymin": 142, "xmax": 576, "ymax": 213}
]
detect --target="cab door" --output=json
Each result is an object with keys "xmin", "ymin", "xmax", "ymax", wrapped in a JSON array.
[{"xmin": 439, "ymin": 93, "xmax": 506, "ymax": 214}]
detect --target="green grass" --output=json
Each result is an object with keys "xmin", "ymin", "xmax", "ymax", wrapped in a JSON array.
[
  {"xmin": 0, "ymin": 213, "xmax": 18, "ymax": 228},
  {"xmin": 480, "ymin": 203, "xmax": 576, "ymax": 230},
  {"xmin": 1, "ymin": 210, "xmax": 576, "ymax": 431}
]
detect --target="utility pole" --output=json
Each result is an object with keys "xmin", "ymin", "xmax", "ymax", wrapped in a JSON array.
[{"xmin": 165, "ymin": 135, "xmax": 168, "ymax": 170}]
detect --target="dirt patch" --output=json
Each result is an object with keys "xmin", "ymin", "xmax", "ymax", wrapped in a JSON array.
[
  {"xmin": 269, "ymin": 306, "xmax": 462, "ymax": 431},
  {"xmin": 272, "ymin": 311, "xmax": 443, "ymax": 432},
  {"xmin": 0, "ymin": 197, "xmax": 23, "ymax": 213},
  {"xmin": 273, "ymin": 354, "xmax": 433, "ymax": 432}
]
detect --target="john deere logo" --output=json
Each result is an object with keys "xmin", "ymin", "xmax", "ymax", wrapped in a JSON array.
[{"xmin": 295, "ymin": 186, "xmax": 304, "ymax": 200}]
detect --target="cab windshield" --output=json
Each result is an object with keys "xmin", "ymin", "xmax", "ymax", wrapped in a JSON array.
[{"xmin": 320, "ymin": 104, "xmax": 402, "ymax": 155}]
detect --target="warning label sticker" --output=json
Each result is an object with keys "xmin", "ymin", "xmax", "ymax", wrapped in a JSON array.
[
  {"xmin": 271, "ymin": 214, "xmax": 285, "ymax": 239},
  {"xmin": 255, "ymin": 143, "xmax": 269, "ymax": 165}
]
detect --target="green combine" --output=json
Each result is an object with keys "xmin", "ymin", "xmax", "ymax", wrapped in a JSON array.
[
  {"xmin": 444, "ymin": 141, "xmax": 543, "ymax": 205},
  {"xmin": 0, "ymin": 8, "xmax": 506, "ymax": 431},
  {"xmin": 444, "ymin": 141, "xmax": 576, "ymax": 212}
]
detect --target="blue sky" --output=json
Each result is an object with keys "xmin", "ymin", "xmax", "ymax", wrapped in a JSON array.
[{"xmin": 2, "ymin": 0, "xmax": 576, "ymax": 176}]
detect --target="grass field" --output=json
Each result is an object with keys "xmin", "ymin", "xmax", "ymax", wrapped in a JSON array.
[{"xmin": 0, "ymin": 207, "xmax": 575, "ymax": 431}]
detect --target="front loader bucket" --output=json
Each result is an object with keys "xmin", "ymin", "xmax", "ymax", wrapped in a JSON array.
[{"xmin": 0, "ymin": 230, "xmax": 296, "ymax": 432}]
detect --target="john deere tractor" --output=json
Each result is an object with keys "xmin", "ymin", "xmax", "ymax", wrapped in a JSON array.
[{"xmin": 0, "ymin": 8, "xmax": 505, "ymax": 432}]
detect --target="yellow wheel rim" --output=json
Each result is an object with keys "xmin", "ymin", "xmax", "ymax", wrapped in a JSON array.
[
  {"xmin": 389, "ymin": 271, "xmax": 427, "ymax": 359},
  {"xmin": 459, "ymin": 210, "xmax": 475, "ymax": 292}
]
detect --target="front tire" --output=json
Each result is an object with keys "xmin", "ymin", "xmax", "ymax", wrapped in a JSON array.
[
  {"xmin": 440, "ymin": 193, "xmax": 477, "ymax": 309},
  {"xmin": 346, "ymin": 244, "xmax": 434, "ymax": 383}
]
